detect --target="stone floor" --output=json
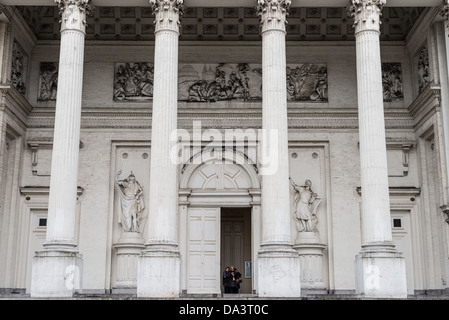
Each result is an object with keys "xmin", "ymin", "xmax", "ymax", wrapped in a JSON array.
[{"xmin": 1, "ymin": 292, "xmax": 449, "ymax": 300}]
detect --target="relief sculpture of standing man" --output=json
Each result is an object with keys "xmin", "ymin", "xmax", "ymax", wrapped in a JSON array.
[{"xmin": 115, "ymin": 170, "xmax": 145, "ymax": 232}]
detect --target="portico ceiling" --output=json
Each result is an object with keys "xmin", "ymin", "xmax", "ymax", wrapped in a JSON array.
[{"xmin": 1, "ymin": 0, "xmax": 443, "ymax": 7}]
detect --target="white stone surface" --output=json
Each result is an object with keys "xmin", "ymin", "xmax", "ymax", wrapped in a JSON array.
[
  {"xmin": 137, "ymin": 0, "xmax": 182, "ymax": 298},
  {"xmin": 293, "ymin": 232, "xmax": 327, "ymax": 289},
  {"xmin": 2, "ymin": 2, "xmax": 447, "ymax": 297},
  {"xmin": 113, "ymin": 232, "xmax": 145, "ymax": 289},
  {"xmin": 31, "ymin": 250, "xmax": 83, "ymax": 297},
  {"xmin": 137, "ymin": 246, "xmax": 181, "ymax": 297},
  {"xmin": 355, "ymin": 249, "xmax": 407, "ymax": 298},
  {"xmin": 256, "ymin": 0, "xmax": 301, "ymax": 297},
  {"xmin": 258, "ymin": 245, "xmax": 301, "ymax": 297},
  {"xmin": 349, "ymin": 0, "xmax": 408, "ymax": 297},
  {"xmin": 30, "ymin": 0, "xmax": 90, "ymax": 297}
]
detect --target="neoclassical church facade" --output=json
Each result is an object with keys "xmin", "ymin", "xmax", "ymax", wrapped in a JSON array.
[{"xmin": 1, "ymin": 0, "xmax": 449, "ymax": 298}]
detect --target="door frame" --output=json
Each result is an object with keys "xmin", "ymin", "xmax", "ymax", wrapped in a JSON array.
[{"xmin": 179, "ymin": 189, "xmax": 261, "ymax": 295}]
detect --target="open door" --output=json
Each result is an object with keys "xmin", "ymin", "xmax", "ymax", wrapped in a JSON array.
[{"xmin": 186, "ymin": 207, "xmax": 221, "ymax": 294}]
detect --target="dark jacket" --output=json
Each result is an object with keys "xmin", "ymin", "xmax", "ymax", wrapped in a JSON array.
[{"xmin": 222, "ymin": 271, "xmax": 233, "ymax": 287}]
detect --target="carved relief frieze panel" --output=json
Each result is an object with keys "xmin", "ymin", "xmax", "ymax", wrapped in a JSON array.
[
  {"xmin": 113, "ymin": 62, "xmax": 154, "ymax": 101},
  {"xmin": 382, "ymin": 62, "xmax": 403, "ymax": 103},
  {"xmin": 417, "ymin": 46, "xmax": 430, "ymax": 95},
  {"xmin": 112, "ymin": 62, "xmax": 327, "ymax": 103},
  {"xmin": 38, "ymin": 62, "xmax": 58, "ymax": 101},
  {"xmin": 11, "ymin": 40, "xmax": 27, "ymax": 95}
]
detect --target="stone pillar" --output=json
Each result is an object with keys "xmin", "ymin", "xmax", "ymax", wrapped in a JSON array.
[
  {"xmin": 438, "ymin": 2, "xmax": 449, "ymax": 223},
  {"xmin": 256, "ymin": 0, "xmax": 301, "ymax": 298},
  {"xmin": 436, "ymin": 1, "xmax": 449, "ymax": 284},
  {"xmin": 31, "ymin": 0, "xmax": 92, "ymax": 297},
  {"xmin": 348, "ymin": 0, "xmax": 407, "ymax": 298},
  {"xmin": 137, "ymin": 0, "xmax": 183, "ymax": 298}
]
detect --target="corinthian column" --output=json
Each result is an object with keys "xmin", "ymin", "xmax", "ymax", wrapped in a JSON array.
[
  {"xmin": 348, "ymin": 0, "xmax": 407, "ymax": 298},
  {"xmin": 256, "ymin": 0, "xmax": 301, "ymax": 297},
  {"xmin": 137, "ymin": 0, "xmax": 183, "ymax": 298},
  {"xmin": 31, "ymin": 0, "xmax": 92, "ymax": 297}
]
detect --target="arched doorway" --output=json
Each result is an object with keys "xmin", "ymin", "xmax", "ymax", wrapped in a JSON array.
[{"xmin": 179, "ymin": 149, "xmax": 261, "ymax": 295}]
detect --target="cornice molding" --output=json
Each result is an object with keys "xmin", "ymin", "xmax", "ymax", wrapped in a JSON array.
[
  {"xmin": 26, "ymin": 107, "xmax": 414, "ymax": 130},
  {"xmin": 0, "ymin": 84, "xmax": 33, "ymax": 127}
]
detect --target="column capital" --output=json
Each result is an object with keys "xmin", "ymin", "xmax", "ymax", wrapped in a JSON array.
[
  {"xmin": 55, "ymin": 0, "xmax": 94, "ymax": 33},
  {"xmin": 439, "ymin": 0, "xmax": 449, "ymax": 25},
  {"xmin": 150, "ymin": 0, "xmax": 184, "ymax": 34},
  {"xmin": 256, "ymin": 0, "xmax": 291, "ymax": 34},
  {"xmin": 347, "ymin": 0, "xmax": 386, "ymax": 34}
]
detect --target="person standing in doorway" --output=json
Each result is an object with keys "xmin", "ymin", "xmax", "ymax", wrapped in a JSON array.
[
  {"xmin": 222, "ymin": 266, "xmax": 232, "ymax": 294},
  {"xmin": 234, "ymin": 267, "xmax": 242, "ymax": 294},
  {"xmin": 229, "ymin": 266, "xmax": 242, "ymax": 294}
]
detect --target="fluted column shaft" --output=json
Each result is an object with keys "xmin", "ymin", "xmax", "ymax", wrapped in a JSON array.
[
  {"xmin": 31, "ymin": 0, "xmax": 91, "ymax": 297},
  {"xmin": 349, "ymin": 0, "xmax": 407, "ymax": 298},
  {"xmin": 349, "ymin": 0, "xmax": 392, "ymax": 247},
  {"xmin": 137, "ymin": 0, "xmax": 183, "ymax": 298},
  {"xmin": 259, "ymin": 0, "xmax": 292, "ymax": 248},
  {"xmin": 146, "ymin": 1, "xmax": 181, "ymax": 245},
  {"xmin": 45, "ymin": 0, "xmax": 91, "ymax": 249},
  {"xmin": 256, "ymin": 0, "xmax": 301, "ymax": 298}
]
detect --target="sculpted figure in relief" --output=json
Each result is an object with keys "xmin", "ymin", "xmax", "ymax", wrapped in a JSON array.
[
  {"xmin": 289, "ymin": 177, "xmax": 321, "ymax": 233},
  {"xmin": 115, "ymin": 170, "xmax": 145, "ymax": 232}
]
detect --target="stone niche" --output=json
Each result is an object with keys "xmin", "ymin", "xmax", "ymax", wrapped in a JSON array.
[
  {"xmin": 110, "ymin": 143, "xmax": 150, "ymax": 293},
  {"xmin": 288, "ymin": 143, "xmax": 330, "ymax": 291}
]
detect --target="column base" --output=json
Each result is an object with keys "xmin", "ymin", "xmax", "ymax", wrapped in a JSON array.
[
  {"xmin": 354, "ymin": 243, "xmax": 407, "ymax": 298},
  {"xmin": 137, "ymin": 241, "xmax": 181, "ymax": 298},
  {"xmin": 31, "ymin": 247, "xmax": 83, "ymax": 298},
  {"xmin": 257, "ymin": 243, "xmax": 301, "ymax": 297}
]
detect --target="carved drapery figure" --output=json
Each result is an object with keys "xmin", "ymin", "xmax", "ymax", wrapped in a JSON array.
[
  {"xmin": 381, "ymin": 62, "xmax": 403, "ymax": 102},
  {"xmin": 115, "ymin": 170, "xmax": 145, "ymax": 232},
  {"xmin": 418, "ymin": 46, "xmax": 430, "ymax": 94},
  {"xmin": 38, "ymin": 62, "xmax": 58, "ymax": 101},
  {"xmin": 11, "ymin": 41, "xmax": 26, "ymax": 95},
  {"xmin": 289, "ymin": 178, "xmax": 321, "ymax": 233}
]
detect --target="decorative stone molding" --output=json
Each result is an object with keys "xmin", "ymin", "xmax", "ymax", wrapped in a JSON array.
[
  {"xmin": 149, "ymin": 0, "xmax": 184, "ymax": 33},
  {"xmin": 38, "ymin": 62, "xmax": 58, "ymax": 101},
  {"xmin": 11, "ymin": 40, "xmax": 27, "ymax": 95},
  {"xmin": 55, "ymin": 0, "xmax": 94, "ymax": 33},
  {"xmin": 440, "ymin": 0, "xmax": 449, "ymax": 23},
  {"xmin": 418, "ymin": 46, "xmax": 431, "ymax": 94},
  {"xmin": 256, "ymin": 0, "xmax": 291, "ymax": 33},
  {"xmin": 382, "ymin": 62, "xmax": 404, "ymax": 103},
  {"xmin": 347, "ymin": 0, "xmax": 386, "ymax": 34},
  {"xmin": 440, "ymin": 205, "xmax": 449, "ymax": 224}
]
